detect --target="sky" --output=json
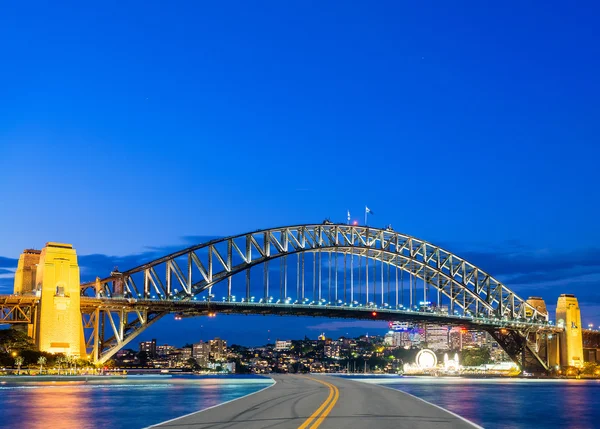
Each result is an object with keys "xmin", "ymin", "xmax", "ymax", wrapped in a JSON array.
[{"xmin": 1, "ymin": 1, "xmax": 599, "ymax": 347}]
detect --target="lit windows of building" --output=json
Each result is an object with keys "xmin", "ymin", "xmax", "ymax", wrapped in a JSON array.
[
  {"xmin": 324, "ymin": 341, "xmax": 341, "ymax": 359},
  {"xmin": 156, "ymin": 344, "xmax": 175, "ymax": 357},
  {"xmin": 178, "ymin": 347, "xmax": 192, "ymax": 362},
  {"xmin": 275, "ymin": 340, "xmax": 292, "ymax": 350},
  {"xmin": 140, "ymin": 339, "xmax": 157, "ymax": 357},
  {"xmin": 384, "ymin": 331, "xmax": 412, "ymax": 348},
  {"xmin": 209, "ymin": 337, "xmax": 227, "ymax": 361},
  {"xmin": 193, "ymin": 342, "xmax": 211, "ymax": 367},
  {"xmin": 425, "ymin": 325, "xmax": 449, "ymax": 351}
]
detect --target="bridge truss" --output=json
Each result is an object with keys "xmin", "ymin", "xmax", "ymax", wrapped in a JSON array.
[
  {"xmin": 79, "ymin": 224, "xmax": 551, "ymax": 370},
  {"xmin": 0, "ymin": 295, "xmax": 38, "ymax": 324}
]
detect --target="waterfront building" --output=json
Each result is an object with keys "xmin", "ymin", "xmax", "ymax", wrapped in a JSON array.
[
  {"xmin": 209, "ymin": 337, "xmax": 227, "ymax": 361},
  {"xmin": 193, "ymin": 342, "xmax": 211, "ymax": 367},
  {"xmin": 179, "ymin": 347, "xmax": 192, "ymax": 362},
  {"xmin": 157, "ymin": 344, "xmax": 175, "ymax": 357},
  {"xmin": 140, "ymin": 339, "xmax": 157, "ymax": 357}
]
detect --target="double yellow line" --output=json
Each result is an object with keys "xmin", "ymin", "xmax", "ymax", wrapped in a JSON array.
[{"xmin": 298, "ymin": 377, "xmax": 340, "ymax": 429}]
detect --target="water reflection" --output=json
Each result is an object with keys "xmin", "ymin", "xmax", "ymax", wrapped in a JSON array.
[
  {"xmin": 0, "ymin": 376, "xmax": 272, "ymax": 429},
  {"xmin": 383, "ymin": 377, "xmax": 600, "ymax": 429}
]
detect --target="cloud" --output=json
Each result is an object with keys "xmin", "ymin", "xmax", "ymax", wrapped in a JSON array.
[
  {"xmin": 0, "ymin": 256, "xmax": 18, "ymax": 268},
  {"xmin": 76, "ymin": 235, "xmax": 219, "ymax": 282},
  {"xmin": 447, "ymin": 242, "xmax": 600, "ymax": 320},
  {"xmin": 458, "ymin": 245, "xmax": 600, "ymax": 284},
  {"xmin": 306, "ymin": 320, "xmax": 389, "ymax": 331}
]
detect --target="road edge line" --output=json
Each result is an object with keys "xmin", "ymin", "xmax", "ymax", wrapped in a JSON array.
[
  {"xmin": 145, "ymin": 377, "xmax": 276, "ymax": 428},
  {"xmin": 354, "ymin": 379, "xmax": 484, "ymax": 429}
]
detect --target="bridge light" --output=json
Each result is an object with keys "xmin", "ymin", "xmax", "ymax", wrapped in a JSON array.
[{"xmin": 372, "ymin": 312, "xmax": 377, "ymax": 317}]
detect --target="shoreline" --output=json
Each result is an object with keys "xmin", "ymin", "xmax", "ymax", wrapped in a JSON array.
[
  {"xmin": 0, "ymin": 373, "xmax": 275, "ymax": 383},
  {"xmin": 0, "ymin": 375, "xmax": 128, "ymax": 382}
]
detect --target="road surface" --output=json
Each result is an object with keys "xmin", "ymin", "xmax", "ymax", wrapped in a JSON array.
[{"xmin": 151, "ymin": 374, "xmax": 479, "ymax": 429}]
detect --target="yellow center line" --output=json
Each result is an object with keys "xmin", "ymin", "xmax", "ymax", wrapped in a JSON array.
[
  {"xmin": 297, "ymin": 377, "xmax": 340, "ymax": 429},
  {"xmin": 309, "ymin": 382, "xmax": 339, "ymax": 429}
]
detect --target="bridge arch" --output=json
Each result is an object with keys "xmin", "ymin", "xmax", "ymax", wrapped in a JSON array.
[{"xmin": 83, "ymin": 224, "xmax": 544, "ymax": 321}]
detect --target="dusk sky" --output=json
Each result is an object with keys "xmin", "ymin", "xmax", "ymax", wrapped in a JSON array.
[{"xmin": 1, "ymin": 2, "xmax": 599, "ymax": 346}]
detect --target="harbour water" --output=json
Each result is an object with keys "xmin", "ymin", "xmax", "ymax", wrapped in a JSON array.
[
  {"xmin": 0, "ymin": 375, "xmax": 272, "ymax": 429},
  {"xmin": 1, "ymin": 374, "xmax": 599, "ymax": 428},
  {"xmin": 362, "ymin": 376, "xmax": 600, "ymax": 429}
]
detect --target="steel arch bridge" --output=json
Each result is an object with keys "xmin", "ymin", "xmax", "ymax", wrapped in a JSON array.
[{"xmin": 79, "ymin": 224, "xmax": 553, "ymax": 370}]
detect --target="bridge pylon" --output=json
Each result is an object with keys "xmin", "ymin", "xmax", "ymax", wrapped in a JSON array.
[
  {"xmin": 14, "ymin": 243, "xmax": 85, "ymax": 357},
  {"xmin": 556, "ymin": 294, "xmax": 584, "ymax": 368}
]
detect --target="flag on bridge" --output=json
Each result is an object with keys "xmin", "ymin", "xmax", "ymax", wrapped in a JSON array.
[{"xmin": 365, "ymin": 206, "xmax": 374, "ymax": 225}]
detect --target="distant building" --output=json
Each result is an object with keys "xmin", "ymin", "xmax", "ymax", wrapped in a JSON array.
[
  {"xmin": 209, "ymin": 337, "xmax": 227, "ymax": 361},
  {"xmin": 471, "ymin": 331, "xmax": 490, "ymax": 348},
  {"xmin": 275, "ymin": 340, "xmax": 292, "ymax": 350},
  {"xmin": 179, "ymin": 347, "xmax": 192, "ymax": 362},
  {"xmin": 409, "ymin": 328, "xmax": 425, "ymax": 348},
  {"xmin": 324, "ymin": 341, "xmax": 341, "ymax": 359},
  {"xmin": 140, "ymin": 339, "xmax": 157, "ymax": 357},
  {"xmin": 157, "ymin": 344, "xmax": 175, "ymax": 357},
  {"xmin": 448, "ymin": 328, "xmax": 491, "ymax": 350},
  {"xmin": 425, "ymin": 325, "xmax": 449, "ymax": 350},
  {"xmin": 384, "ymin": 331, "xmax": 411, "ymax": 348},
  {"xmin": 193, "ymin": 342, "xmax": 211, "ymax": 367}
]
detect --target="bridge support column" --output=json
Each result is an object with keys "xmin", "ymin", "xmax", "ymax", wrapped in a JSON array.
[
  {"xmin": 13, "ymin": 249, "xmax": 42, "ymax": 339},
  {"xmin": 35, "ymin": 243, "xmax": 85, "ymax": 357},
  {"xmin": 556, "ymin": 294, "xmax": 584, "ymax": 368},
  {"xmin": 547, "ymin": 333, "xmax": 561, "ymax": 368}
]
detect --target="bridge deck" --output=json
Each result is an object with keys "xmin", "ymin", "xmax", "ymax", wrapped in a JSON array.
[
  {"xmin": 150, "ymin": 375, "xmax": 479, "ymax": 429},
  {"xmin": 77, "ymin": 297, "xmax": 555, "ymax": 330}
]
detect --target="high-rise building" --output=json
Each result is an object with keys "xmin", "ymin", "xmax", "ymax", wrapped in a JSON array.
[
  {"xmin": 193, "ymin": 342, "xmax": 211, "ymax": 367},
  {"xmin": 140, "ymin": 339, "xmax": 157, "ymax": 357},
  {"xmin": 425, "ymin": 325, "xmax": 449, "ymax": 350},
  {"xmin": 209, "ymin": 337, "xmax": 227, "ymax": 361},
  {"xmin": 384, "ymin": 331, "xmax": 411, "ymax": 348}
]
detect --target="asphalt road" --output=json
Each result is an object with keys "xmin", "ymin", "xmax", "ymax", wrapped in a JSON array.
[{"xmin": 151, "ymin": 374, "xmax": 480, "ymax": 429}]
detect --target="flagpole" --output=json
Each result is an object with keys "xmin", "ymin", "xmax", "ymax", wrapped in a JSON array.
[{"xmin": 364, "ymin": 206, "xmax": 367, "ymax": 226}]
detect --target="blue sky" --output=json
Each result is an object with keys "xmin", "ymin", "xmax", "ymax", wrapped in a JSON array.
[{"xmin": 1, "ymin": 1, "xmax": 599, "ymax": 346}]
